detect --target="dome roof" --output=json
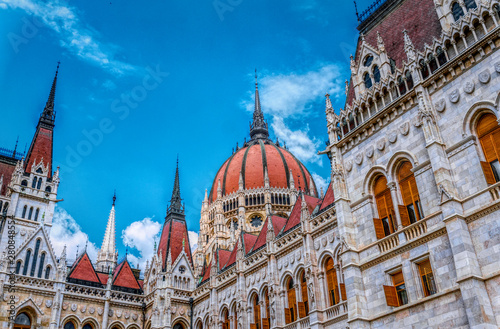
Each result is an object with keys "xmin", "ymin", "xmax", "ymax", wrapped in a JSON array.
[{"xmin": 209, "ymin": 140, "xmax": 317, "ymax": 203}]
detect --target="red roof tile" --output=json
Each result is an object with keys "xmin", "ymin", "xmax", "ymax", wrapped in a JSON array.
[
  {"xmin": 67, "ymin": 252, "xmax": 101, "ymax": 284},
  {"xmin": 113, "ymin": 260, "xmax": 141, "ymax": 290},
  {"xmin": 0, "ymin": 161, "xmax": 15, "ymax": 196},
  {"xmin": 224, "ymin": 239, "xmax": 239, "ymax": 269},
  {"xmin": 25, "ymin": 127, "xmax": 53, "ymax": 177},
  {"xmin": 282, "ymin": 195, "xmax": 322, "ymax": 233},
  {"xmin": 217, "ymin": 249, "xmax": 231, "ymax": 270},
  {"xmin": 97, "ymin": 272, "xmax": 109, "ymax": 284},
  {"xmin": 157, "ymin": 218, "xmax": 193, "ymax": 270},
  {"xmin": 242, "ymin": 232, "xmax": 258, "ymax": 254},
  {"xmin": 320, "ymin": 182, "xmax": 335, "ymax": 211},
  {"xmin": 201, "ymin": 261, "xmax": 212, "ymax": 282}
]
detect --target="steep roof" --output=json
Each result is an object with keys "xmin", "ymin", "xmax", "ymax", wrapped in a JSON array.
[
  {"xmin": 112, "ymin": 259, "xmax": 141, "ymax": 290},
  {"xmin": 319, "ymin": 182, "xmax": 335, "ymax": 211},
  {"xmin": 251, "ymin": 215, "xmax": 287, "ymax": 252},
  {"xmin": 201, "ymin": 261, "xmax": 212, "ymax": 283},
  {"xmin": 242, "ymin": 232, "xmax": 258, "ymax": 254},
  {"xmin": 67, "ymin": 252, "xmax": 101, "ymax": 285},
  {"xmin": 224, "ymin": 239, "xmax": 239, "ymax": 269},
  {"xmin": 157, "ymin": 218, "xmax": 193, "ymax": 269},
  {"xmin": 217, "ymin": 249, "xmax": 231, "ymax": 271},
  {"xmin": 0, "ymin": 159, "xmax": 16, "ymax": 196},
  {"xmin": 282, "ymin": 195, "xmax": 322, "ymax": 233}
]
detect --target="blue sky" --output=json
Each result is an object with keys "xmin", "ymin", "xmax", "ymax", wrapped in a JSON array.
[{"xmin": 0, "ymin": 0, "xmax": 373, "ymax": 267}]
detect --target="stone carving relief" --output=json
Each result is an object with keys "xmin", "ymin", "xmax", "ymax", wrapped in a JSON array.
[
  {"xmin": 45, "ymin": 300, "xmax": 52, "ymax": 308},
  {"xmin": 495, "ymin": 62, "xmax": 500, "ymax": 73},
  {"xmin": 89, "ymin": 307, "xmax": 95, "ymax": 314},
  {"xmin": 399, "ymin": 122, "xmax": 410, "ymax": 136},
  {"xmin": 62, "ymin": 302, "xmax": 69, "ymax": 310},
  {"xmin": 355, "ymin": 153, "xmax": 363, "ymax": 165},
  {"xmin": 376, "ymin": 138, "xmax": 385, "ymax": 151},
  {"xmin": 449, "ymin": 89, "xmax": 460, "ymax": 103},
  {"xmin": 80, "ymin": 305, "xmax": 86, "ymax": 313},
  {"xmin": 434, "ymin": 99, "xmax": 446, "ymax": 113},
  {"xmin": 98, "ymin": 307, "xmax": 103, "ymax": 315},
  {"xmin": 463, "ymin": 81, "xmax": 475, "ymax": 94},
  {"xmin": 345, "ymin": 160, "xmax": 353, "ymax": 172},
  {"xmin": 479, "ymin": 70, "xmax": 491, "ymax": 84},
  {"xmin": 366, "ymin": 145, "xmax": 374, "ymax": 158},
  {"xmin": 388, "ymin": 131, "xmax": 398, "ymax": 143},
  {"xmin": 71, "ymin": 304, "xmax": 77, "ymax": 312}
]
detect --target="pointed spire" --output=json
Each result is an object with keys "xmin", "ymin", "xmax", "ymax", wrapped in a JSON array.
[
  {"xmin": 41, "ymin": 62, "xmax": 59, "ymax": 127},
  {"xmin": 12, "ymin": 137, "xmax": 19, "ymax": 158},
  {"xmin": 167, "ymin": 157, "xmax": 184, "ymax": 215},
  {"xmin": 250, "ymin": 69, "xmax": 269, "ymax": 141},
  {"xmin": 403, "ymin": 30, "xmax": 416, "ymax": 62},
  {"xmin": 325, "ymin": 93, "xmax": 333, "ymax": 110},
  {"xmin": 96, "ymin": 193, "xmax": 118, "ymax": 271}
]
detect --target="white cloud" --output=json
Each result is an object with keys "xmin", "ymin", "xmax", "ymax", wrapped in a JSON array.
[
  {"xmin": 241, "ymin": 63, "xmax": 342, "ymax": 166},
  {"xmin": 311, "ymin": 172, "xmax": 329, "ymax": 196},
  {"xmin": 3, "ymin": 0, "xmax": 137, "ymax": 75},
  {"xmin": 121, "ymin": 217, "xmax": 161, "ymax": 270},
  {"xmin": 50, "ymin": 206, "xmax": 98, "ymax": 262},
  {"xmin": 188, "ymin": 231, "xmax": 198, "ymax": 252}
]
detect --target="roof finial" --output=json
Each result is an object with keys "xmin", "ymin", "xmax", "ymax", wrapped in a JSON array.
[
  {"xmin": 249, "ymin": 69, "xmax": 269, "ymax": 141},
  {"xmin": 13, "ymin": 136, "xmax": 19, "ymax": 158},
  {"xmin": 112, "ymin": 190, "xmax": 116, "ymax": 206},
  {"xmin": 255, "ymin": 68, "xmax": 258, "ymax": 87},
  {"xmin": 354, "ymin": 1, "xmax": 359, "ymax": 22},
  {"xmin": 167, "ymin": 157, "xmax": 183, "ymax": 215},
  {"xmin": 41, "ymin": 62, "xmax": 60, "ymax": 126}
]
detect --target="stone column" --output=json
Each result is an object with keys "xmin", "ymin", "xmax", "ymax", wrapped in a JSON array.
[{"xmin": 334, "ymin": 265, "xmax": 343, "ymax": 303}]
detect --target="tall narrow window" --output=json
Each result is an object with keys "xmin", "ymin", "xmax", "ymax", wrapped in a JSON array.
[
  {"xmin": 37, "ymin": 253, "xmax": 46, "ymax": 278},
  {"xmin": 36, "ymin": 178, "xmax": 42, "ymax": 189},
  {"xmin": 223, "ymin": 310, "xmax": 230, "ymax": 329},
  {"xmin": 263, "ymin": 289, "xmax": 270, "ymax": 329},
  {"xmin": 428, "ymin": 54, "xmax": 438, "ymax": 73},
  {"xmin": 28, "ymin": 207, "xmax": 33, "ymax": 220},
  {"xmin": 420, "ymin": 59, "xmax": 429, "ymax": 79},
  {"xmin": 30, "ymin": 239, "xmax": 41, "ymax": 277},
  {"xmin": 405, "ymin": 71, "xmax": 414, "ymax": 90},
  {"xmin": 22, "ymin": 205, "xmax": 27, "ymax": 218},
  {"xmin": 364, "ymin": 73, "xmax": 372, "ymax": 89},
  {"xmin": 464, "ymin": 0, "xmax": 476, "ymax": 10},
  {"xmin": 16, "ymin": 260, "xmax": 22, "ymax": 274},
  {"xmin": 452, "ymin": 2, "xmax": 465, "ymax": 21},
  {"xmin": 373, "ymin": 176, "xmax": 397, "ymax": 238},
  {"xmin": 325, "ymin": 257, "xmax": 339, "ymax": 306},
  {"xmin": 398, "ymin": 162, "xmax": 424, "ymax": 225},
  {"xmin": 45, "ymin": 266, "xmax": 51, "ymax": 279},
  {"xmin": 22, "ymin": 250, "xmax": 31, "ymax": 275},
  {"xmin": 299, "ymin": 271, "xmax": 309, "ymax": 317},
  {"xmin": 3, "ymin": 202, "xmax": 8, "ymax": 215},
  {"xmin": 437, "ymin": 47, "xmax": 447, "ymax": 66},
  {"xmin": 34, "ymin": 208, "xmax": 40, "ymax": 221},
  {"xmin": 418, "ymin": 259, "xmax": 437, "ymax": 297},
  {"xmin": 285, "ymin": 278, "xmax": 297, "ymax": 323},
  {"xmin": 477, "ymin": 114, "xmax": 500, "ymax": 183},
  {"xmin": 384, "ymin": 271, "xmax": 408, "ymax": 307},
  {"xmin": 398, "ymin": 76, "xmax": 407, "ymax": 95},
  {"xmin": 373, "ymin": 65, "xmax": 381, "ymax": 83},
  {"xmin": 31, "ymin": 177, "xmax": 37, "ymax": 188},
  {"xmin": 252, "ymin": 295, "xmax": 261, "ymax": 329}
]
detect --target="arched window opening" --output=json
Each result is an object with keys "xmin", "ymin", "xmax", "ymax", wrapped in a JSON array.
[
  {"xmin": 348, "ymin": 113, "xmax": 355, "ymax": 130},
  {"xmin": 428, "ymin": 54, "xmax": 438, "ymax": 73},
  {"xmin": 398, "ymin": 162, "xmax": 424, "ymax": 225},
  {"xmin": 363, "ymin": 54, "xmax": 374, "ymax": 67},
  {"xmin": 252, "ymin": 295, "xmax": 261, "ymax": 329},
  {"xmin": 285, "ymin": 277, "xmax": 297, "ymax": 324},
  {"xmin": 22, "ymin": 205, "xmax": 27, "ymax": 218},
  {"xmin": 342, "ymin": 118, "xmax": 349, "ymax": 135},
  {"xmin": 22, "ymin": 250, "xmax": 31, "ymax": 276},
  {"xmin": 405, "ymin": 71, "xmax": 414, "ymax": 90},
  {"xmin": 420, "ymin": 59, "xmax": 429, "ymax": 79},
  {"xmin": 173, "ymin": 324, "xmax": 185, "ymax": 329},
  {"xmin": 37, "ymin": 253, "xmax": 46, "ymax": 278},
  {"xmin": 373, "ymin": 176, "xmax": 397, "ymax": 239},
  {"xmin": 36, "ymin": 178, "xmax": 42, "ymax": 190},
  {"xmin": 82, "ymin": 324, "xmax": 94, "ymax": 329},
  {"xmin": 30, "ymin": 239, "xmax": 41, "ymax": 277},
  {"xmin": 31, "ymin": 177, "xmax": 37, "ymax": 188},
  {"xmin": 14, "ymin": 312, "xmax": 31, "ymax": 329},
  {"xmin": 34, "ymin": 208, "xmax": 40, "ymax": 222},
  {"xmin": 373, "ymin": 65, "xmax": 381, "ymax": 83},
  {"xmin": 263, "ymin": 288, "xmax": 270, "ymax": 328},
  {"xmin": 222, "ymin": 310, "xmax": 229, "ymax": 329},
  {"xmin": 299, "ymin": 271, "xmax": 309, "ymax": 317},
  {"xmin": 398, "ymin": 76, "xmax": 407, "ymax": 95},
  {"xmin": 64, "ymin": 321, "xmax": 76, "ymax": 329},
  {"xmin": 464, "ymin": 0, "xmax": 476, "ymax": 10},
  {"xmin": 477, "ymin": 114, "xmax": 500, "ymax": 183},
  {"xmin": 495, "ymin": 4, "xmax": 500, "ymax": 20},
  {"xmin": 389, "ymin": 58, "xmax": 396, "ymax": 74},
  {"xmin": 45, "ymin": 266, "xmax": 51, "ymax": 279},
  {"xmin": 28, "ymin": 207, "xmax": 33, "ymax": 220},
  {"xmin": 2, "ymin": 202, "xmax": 8, "ymax": 215},
  {"xmin": 452, "ymin": 2, "xmax": 465, "ymax": 21},
  {"xmin": 325, "ymin": 257, "xmax": 339, "ymax": 306},
  {"xmin": 16, "ymin": 260, "xmax": 22, "ymax": 274},
  {"xmin": 436, "ymin": 47, "xmax": 447, "ymax": 66},
  {"xmin": 364, "ymin": 73, "xmax": 372, "ymax": 89},
  {"xmin": 21, "ymin": 180, "xmax": 28, "ymax": 187}
]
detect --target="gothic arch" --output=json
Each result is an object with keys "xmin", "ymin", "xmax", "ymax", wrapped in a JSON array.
[
  {"xmin": 279, "ymin": 271, "xmax": 294, "ymax": 288},
  {"xmin": 317, "ymin": 250, "xmax": 335, "ymax": 270},
  {"xmin": 126, "ymin": 325, "xmax": 141, "ymax": 329},
  {"xmin": 462, "ymin": 100, "xmax": 498, "ymax": 136},
  {"xmin": 219, "ymin": 304, "xmax": 230, "ymax": 320},
  {"xmin": 363, "ymin": 165, "xmax": 388, "ymax": 195},
  {"xmin": 61, "ymin": 314, "xmax": 82, "ymax": 328},
  {"xmin": 293, "ymin": 265, "xmax": 306, "ymax": 283},
  {"xmin": 15, "ymin": 299, "xmax": 43, "ymax": 327},
  {"xmin": 82, "ymin": 317, "xmax": 100, "ymax": 329},
  {"xmin": 386, "ymin": 151, "xmax": 419, "ymax": 182},
  {"xmin": 228, "ymin": 299, "xmax": 237, "ymax": 316},
  {"xmin": 194, "ymin": 318, "xmax": 203, "ymax": 329},
  {"xmin": 108, "ymin": 320, "xmax": 126, "ymax": 329},
  {"xmin": 258, "ymin": 284, "xmax": 269, "ymax": 301},
  {"xmin": 172, "ymin": 316, "xmax": 190, "ymax": 329}
]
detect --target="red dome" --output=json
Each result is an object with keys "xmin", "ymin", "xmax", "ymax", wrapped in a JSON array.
[{"xmin": 209, "ymin": 140, "xmax": 317, "ymax": 203}]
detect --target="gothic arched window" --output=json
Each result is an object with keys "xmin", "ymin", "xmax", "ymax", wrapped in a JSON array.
[
  {"xmin": 31, "ymin": 177, "xmax": 37, "ymax": 188},
  {"xmin": 325, "ymin": 257, "xmax": 339, "ymax": 306},
  {"xmin": 398, "ymin": 161, "xmax": 424, "ymax": 225},
  {"xmin": 45, "ymin": 186, "xmax": 52, "ymax": 193},
  {"xmin": 82, "ymin": 324, "xmax": 94, "ymax": 329},
  {"xmin": 28, "ymin": 207, "xmax": 33, "ymax": 220},
  {"xmin": 299, "ymin": 271, "xmax": 309, "ymax": 317},
  {"xmin": 405, "ymin": 71, "xmax": 414, "ymax": 90},
  {"xmin": 373, "ymin": 65, "xmax": 381, "ymax": 83},
  {"xmin": 14, "ymin": 313, "xmax": 31, "ymax": 328},
  {"xmin": 437, "ymin": 47, "xmax": 447, "ymax": 66},
  {"xmin": 364, "ymin": 73, "xmax": 372, "ymax": 89},
  {"xmin": 398, "ymin": 76, "xmax": 407, "ymax": 95},
  {"xmin": 428, "ymin": 54, "xmax": 438, "ymax": 73},
  {"xmin": 373, "ymin": 176, "xmax": 397, "ymax": 239},
  {"xmin": 36, "ymin": 178, "xmax": 42, "ymax": 189},
  {"xmin": 420, "ymin": 59, "xmax": 429, "ymax": 79},
  {"xmin": 364, "ymin": 54, "xmax": 374, "ymax": 67},
  {"xmin": 285, "ymin": 277, "xmax": 297, "ymax": 323},
  {"xmin": 30, "ymin": 239, "xmax": 41, "ymax": 276},
  {"xmin": 21, "ymin": 180, "xmax": 28, "ymax": 187},
  {"xmin": 37, "ymin": 253, "xmax": 46, "ymax": 278},
  {"xmin": 452, "ymin": 2, "xmax": 465, "ymax": 21},
  {"xmin": 63, "ymin": 321, "xmax": 76, "ymax": 329},
  {"xmin": 464, "ymin": 0, "xmax": 477, "ymax": 10},
  {"xmin": 22, "ymin": 205, "xmax": 27, "ymax": 218},
  {"xmin": 16, "ymin": 260, "xmax": 22, "ymax": 274},
  {"xmin": 45, "ymin": 266, "xmax": 51, "ymax": 279},
  {"xmin": 22, "ymin": 250, "xmax": 31, "ymax": 276},
  {"xmin": 477, "ymin": 114, "xmax": 500, "ymax": 183},
  {"xmin": 34, "ymin": 208, "xmax": 40, "ymax": 221},
  {"xmin": 252, "ymin": 294, "xmax": 261, "ymax": 329}
]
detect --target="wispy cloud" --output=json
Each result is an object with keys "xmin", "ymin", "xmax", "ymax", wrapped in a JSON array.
[
  {"xmin": 50, "ymin": 206, "xmax": 98, "ymax": 261},
  {"xmin": 241, "ymin": 63, "xmax": 342, "ymax": 166},
  {"xmin": 311, "ymin": 172, "xmax": 329, "ymax": 196},
  {"xmin": 3, "ymin": 0, "xmax": 137, "ymax": 75}
]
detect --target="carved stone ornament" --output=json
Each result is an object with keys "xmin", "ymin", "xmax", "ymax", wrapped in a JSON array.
[
  {"xmin": 80, "ymin": 305, "xmax": 86, "ymax": 313},
  {"xmin": 388, "ymin": 131, "xmax": 398, "ymax": 144},
  {"xmin": 495, "ymin": 62, "xmax": 500, "ymax": 73},
  {"xmin": 399, "ymin": 122, "xmax": 410, "ymax": 136},
  {"xmin": 116, "ymin": 310, "xmax": 122, "ymax": 318},
  {"xmin": 132, "ymin": 313, "xmax": 138, "ymax": 321},
  {"xmin": 366, "ymin": 145, "xmax": 374, "ymax": 158},
  {"xmin": 463, "ymin": 81, "xmax": 475, "ymax": 94},
  {"xmin": 314, "ymin": 240, "xmax": 320, "ymax": 250},
  {"xmin": 322, "ymin": 237, "xmax": 328, "ymax": 247},
  {"xmin": 345, "ymin": 160, "xmax": 353, "ymax": 172},
  {"xmin": 479, "ymin": 70, "xmax": 491, "ymax": 84},
  {"xmin": 124, "ymin": 311, "xmax": 130, "ymax": 319},
  {"xmin": 376, "ymin": 138, "xmax": 386, "ymax": 151},
  {"xmin": 20, "ymin": 229, "xmax": 26, "ymax": 236},
  {"xmin": 449, "ymin": 89, "xmax": 460, "ymax": 103},
  {"xmin": 45, "ymin": 300, "xmax": 52, "ymax": 308},
  {"xmin": 97, "ymin": 308, "xmax": 103, "ymax": 315},
  {"xmin": 36, "ymin": 298, "xmax": 43, "ymax": 306},
  {"xmin": 89, "ymin": 307, "xmax": 95, "ymax": 314},
  {"xmin": 108, "ymin": 309, "xmax": 114, "ymax": 317},
  {"xmin": 71, "ymin": 304, "xmax": 77, "ymax": 312},
  {"xmin": 62, "ymin": 302, "xmax": 69, "ymax": 310},
  {"xmin": 355, "ymin": 153, "xmax": 363, "ymax": 165}
]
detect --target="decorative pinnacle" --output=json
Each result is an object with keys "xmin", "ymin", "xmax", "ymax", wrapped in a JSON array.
[
  {"xmin": 112, "ymin": 190, "xmax": 116, "ymax": 206},
  {"xmin": 249, "ymin": 69, "xmax": 269, "ymax": 141},
  {"xmin": 167, "ymin": 157, "xmax": 184, "ymax": 215},
  {"xmin": 41, "ymin": 62, "xmax": 60, "ymax": 126}
]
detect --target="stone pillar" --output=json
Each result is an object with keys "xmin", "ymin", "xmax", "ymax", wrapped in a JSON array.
[{"xmin": 334, "ymin": 265, "xmax": 343, "ymax": 303}]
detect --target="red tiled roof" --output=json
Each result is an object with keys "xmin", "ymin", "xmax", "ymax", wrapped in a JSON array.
[
  {"xmin": 201, "ymin": 261, "xmax": 212, "ymax": 282},
  {"xmin": 250, "ymin": 215, "xmax": 287, "ymax": 252},
  {"xmin": 113, "ymin": 259, "xmax": 141, "ymax": 290},
  {"xmin": 210, "ymin": 143, "xmax": 316, "ymax": 203},
  {"xmin": 138, "ymin": 280, "xmax": 144, "ymax": 289},
  {"xmin": 242, "ymin": 232, "xmax": 258, "ymax": 254},
  {"xmin": 217, "ymin": 249, "xmax": 231, "ymax": 270},
  {"xmin": 67, "ymin": 252, "xmax": 101, "ymax": 284},
  {"xmin": 0, "ymin": 161, "xmax": 15, "ymax": 196},
  {"xmin": 157, "ymin": 218, "xmax": 193, "ymax": 270},
  {"xmin": 320, "ymin": 182, "xmax": 335, "ymax": 211},
  {"xmin": 25, "ymin": 127, "xmax": 53, "ymax": 177},
  {"xmin": 97, "ymin": 272, "xmax": 109, "ymax": 284},
  {"xmin": 282, "ymin": 195, "xmax": 322, "ymax": 233},
  {"xmin": 224, "ymin": 239, "xmax": 239, "ymax": 269},
  {"xmin": 157, "ymin": 221, "xmax": 171, "ymax": 265}
]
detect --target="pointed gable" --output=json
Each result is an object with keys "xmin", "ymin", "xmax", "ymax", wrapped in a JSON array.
[
  {"xmin": 67, "ymin": 252, "xmax": 101, "ymax": 286},
  {"xmin": 251, "ymin": 215, "xmax": 287, "ymax": 252},
  {"xmin": 112, "ymin": 259, "xmax": 141, "ymax": 290},
  {"xmin": 157, "ymin": 218, "xmax": 193, "ymax": 270},
  {"xmin": 217, "ymin": 249, "xmax": 231, "ymax": 270},
  {"xmin": 320, "ymin": 182, "xmax": 335, "ymax": 211},
  {"xmin": 201, "ymin": 260, "xmax": 212, "ymax": 283},
  {"xmin": 223, "ymin": 239, "xmax": 239, "ymax": 269},
  {"xmin": 242, "ymin": 232, "xmax": 258, "ymax": 254},
  {"xmin": 282, "ymin": 195, "xmax": 322, "ymax": 233},
  {"xmin": 25, "ymin": 127, "xmax": 53, "ymax": 177}
]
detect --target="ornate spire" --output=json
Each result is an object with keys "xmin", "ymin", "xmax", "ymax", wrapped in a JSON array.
[
  {"xmin": 41, "ymin": 62, "xmax": 59, "ymax": 127},
  {"xmin": 250, "ymin": 69, "xmax": 269, "ymax": 140},
  {"xmin": 167, "ymin": 157, "xmax": 184, "ymax": 215},
  {"xmin": 96, "ymin": 193, "xmax": 118, "ymax": 272}
]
